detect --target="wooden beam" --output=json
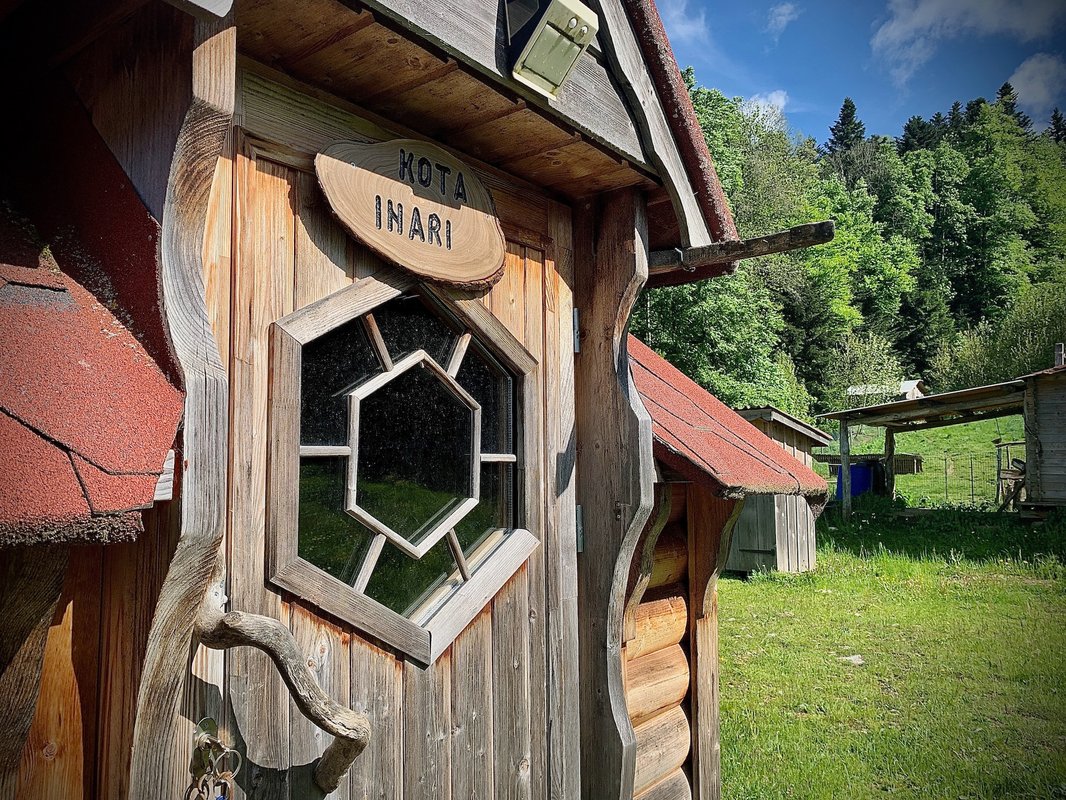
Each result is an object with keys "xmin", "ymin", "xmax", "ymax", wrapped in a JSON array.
[
  {"xmin": 885, "ymin": 406, "xmax": 1022, "ymax": 433},
  {"xmin": 595, "ymin": 0, "xmax": 712, "ymax": 248},
  {"xmin": 859, "ymin": 394, "xmax": 1025, "ymax": 428},
  {"xmin": 575, "ymin": 189, "xmax": 656, "ymax": 800},
  {"xmin": 649, "ymin": 221, "xmax": 835, "ymax": 275}
]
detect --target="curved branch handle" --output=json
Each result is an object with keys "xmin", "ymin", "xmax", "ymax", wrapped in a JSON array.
[{"xmin": 196, "ymin": 577, "xmax": 370, "ymax": 792}]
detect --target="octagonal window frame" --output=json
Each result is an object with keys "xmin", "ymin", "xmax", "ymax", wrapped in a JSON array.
[
  {"xmin": 267, "ymin": 268, "xmax": 538, "ymax": 663},
  {"xmin": 345, "ymin": 349, "xmax": 482, "ymax": 561}
]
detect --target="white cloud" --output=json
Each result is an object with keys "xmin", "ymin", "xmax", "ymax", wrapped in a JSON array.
[
  {"xmin": 744, "ymin": 89, "xmax": 790, "ymax": 122},
  {"xmin": 658, "ymin": 0, "xmax": 710, "ymax": 45},
  {"xmin": 766, "ymin": 3, "xmax": 801, "ymax": 41},
  {"xmin": 872, "ymin": 0, "xmax": 1066, "ymax": 87},
  {"xmin": 1009, "ymin": 53, "xmax": 1066, "ymax": 129}
]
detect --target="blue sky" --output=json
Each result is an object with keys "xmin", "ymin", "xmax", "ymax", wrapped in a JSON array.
[{"xmin": 658, "ymin": 0, "xmax": 1066, "ymax": 142}]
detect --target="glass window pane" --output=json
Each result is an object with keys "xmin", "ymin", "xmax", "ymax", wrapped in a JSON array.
[
  {"xmin": 298, "ymin": 457, "xmax": 375, "ymax": 584},
  {"xmin": 357, "ymin": 364, "xmax": 474, "ymax": 545},
  {"xmin": 364, "ymin": 536, "xmax": 457, "ymax": 616},
  {"xmin": 454, "ymin": 462, "xmax": 513, "ymax": 557},
  {"xmin": 456, "ymin": 341, "xmax": 513, "ymax": 454},
  {"xmin": 373, "ymin": 293, "xmax": 457, "ymax": 366},
  {"xmin": 301, "ymin": 319, "xmax": 380, "ymax": 446}
]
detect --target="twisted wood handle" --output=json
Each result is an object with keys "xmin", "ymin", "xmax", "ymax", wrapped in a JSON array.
[{"xmin": 197, "ymin": 578, "xmax": 370, "ymax": 792}]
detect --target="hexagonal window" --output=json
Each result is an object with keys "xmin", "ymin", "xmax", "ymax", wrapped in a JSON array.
[{"xmin": 270, "ymin": 272, "xmax": 538, "ymax": 662}]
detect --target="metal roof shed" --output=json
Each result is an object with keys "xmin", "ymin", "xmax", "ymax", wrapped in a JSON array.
[{"xmin": 726, "ymin": 406, "xmax": 833, "ymax": 574}]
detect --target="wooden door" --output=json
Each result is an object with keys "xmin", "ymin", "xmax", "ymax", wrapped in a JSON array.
[{"xmin": 201, "ymin": 71, "xmax": 580, "ymax": 799}]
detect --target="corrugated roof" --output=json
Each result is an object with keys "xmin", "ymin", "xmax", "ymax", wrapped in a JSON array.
[
  {"xmin": 629, "ymin": 336, "xmax": 828, "ymax": 499},
  {"xmin": 0, "ymin": 262, "xmax": 183, "ymax": 546}
]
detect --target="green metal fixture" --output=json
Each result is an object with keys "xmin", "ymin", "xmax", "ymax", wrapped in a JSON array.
[{"xmin": 511, "ymin": 0, "xmax": 598, "ymax": 99}]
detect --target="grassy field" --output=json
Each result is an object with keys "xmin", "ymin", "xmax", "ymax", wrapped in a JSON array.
[{"xmin": 718, "ymin": 501, "xmax": 1066, "ymax": 799}]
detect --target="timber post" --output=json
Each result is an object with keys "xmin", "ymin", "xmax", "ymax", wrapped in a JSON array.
[
  {"xmin": 840, "ymin": 421, "xmax": 852, "ymax": 520},
  {"xmin": 884, "ymin": 428, "xmax": 896, "ymax": 499},
  {"xmin": 574, "ymin": 188, "xmax": 656, "ymax": 800}
]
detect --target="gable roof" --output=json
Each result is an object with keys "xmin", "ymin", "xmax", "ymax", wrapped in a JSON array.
[
  {"xmin": 737, "ymin": 406, "xmax": 834, "ymax": 447},
  {"xmin": 629, "ymin": 336, "xmax": 827, "ymax": 499},
  {"xmin": 0, "ymin": 263, "xmax": 183, "ymax": 547}
]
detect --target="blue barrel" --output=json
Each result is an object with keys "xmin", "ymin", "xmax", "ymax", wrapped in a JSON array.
[{"xmin": 836, "ymin": 462, "xmax": 874, "ymax": 500}]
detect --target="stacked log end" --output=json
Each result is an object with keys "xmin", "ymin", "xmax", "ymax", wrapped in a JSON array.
[{"xmin": 625, "ymin": 525, "xmax": 693, "ymax": 800}]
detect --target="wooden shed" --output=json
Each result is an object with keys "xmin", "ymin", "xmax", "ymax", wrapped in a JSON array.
[
  {"xmin": 626, "ymin": 340, "xmax": 827, "ymax": 799},
  {"xmin": 0, "ymin": 2, "xmax": 833, "ymax": 799},
  {"xmin": 726, "ymin": 406, "xmax": 832, "ymax": 574},
  {"xmin": 1022, "ymin": 363, "xmax": 1066, "ymax": 510}
]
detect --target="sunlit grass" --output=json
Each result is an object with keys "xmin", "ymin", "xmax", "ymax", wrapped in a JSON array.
[{"xmin": 719, "ymin": 501, "xmax": 1066, "ymax": 799}]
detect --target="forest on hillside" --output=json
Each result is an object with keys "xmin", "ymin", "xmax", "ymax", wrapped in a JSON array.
[{"xmin": 631, "ymin": 71, "xmax": 1066, "ymax": 420}]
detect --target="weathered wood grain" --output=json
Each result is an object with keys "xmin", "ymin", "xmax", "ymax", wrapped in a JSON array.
[
  {"xmin": 127, "ymin": 14, "xmax": 235, "ymax": 799},
  {"xmin": 626, "ymin": 593, "xmax": 687, "ymax": 662},
  {"xmin": 349, "ymin": 639, "xmax": 402, "ymax": 800},
  {"xmin": 648, "ymin": 526, "xmax": 687, "ymax": 589},
  {"xmin": 574, "ymin": 189, "xmax": 655, "ymax": 800},
  {"xmin": 404, "ymin": 656, "xmax": 452, "ymax": 800},
  {"xmin": 594, "ymin": 0, "xmax": 710, "ymax": 248},
  {"xmin": 0, "ymin": 547, "xmax": 67, "ymax": 777},
  {"xmin": 687, "ymin": 488, "xmax": 743, "ymax": 800},
  {"xmin": 625, "ymin": 645, "xmax": 689, "ymax": 727},
  {"xmin": 633, "ymin": 769, "xmax": 691, "ymax": 800},
  {"xmin": 492, "ymin": 567, "xmax": 532, "ymax": 800},
  {"xmin": 450, "ymin": 610, "xmax": 494, "ymax": 800},
  {"xmin": 315, "ymin": 139, "xmax": 506, "ymax": 288},
  {"xmin": 632, "ymin": 705, "xmax": 690, "ymax": 796},
  {"xmin": 227, "ymin": 139, "xmax": 294, "ymax": 798},
  {"xmin": 545, "ymin": 199, "xmax": 581, "ymax": 799}
]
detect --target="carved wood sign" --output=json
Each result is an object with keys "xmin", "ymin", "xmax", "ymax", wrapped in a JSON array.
[{"xmin": 315, "ymin": 139, "xmax": 506, "ymax": 288}]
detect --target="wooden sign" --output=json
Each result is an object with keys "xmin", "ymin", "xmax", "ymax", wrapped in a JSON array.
[{"xmin": 315, "ymin": 139, "xmax": 506, "ymax": 288}]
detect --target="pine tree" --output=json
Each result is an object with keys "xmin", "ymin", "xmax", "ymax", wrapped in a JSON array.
[
  {"xmin": 947, "ymin": 101, "xmax": 965, "ymax": 140},
  {"xmin": 897, "ymin": 115, "xmax": 938, "ymax": 153},
  {"xmin": 995, "ymin": 82, "xmax": 1032, "ymax": 132},
  {"xmin": 825, "ymin": 97, "xmax": 866, "ymax": 154},
  {"xmin": 1049, "ymin": 107, "xmax": 1066, "ymax": 144}
]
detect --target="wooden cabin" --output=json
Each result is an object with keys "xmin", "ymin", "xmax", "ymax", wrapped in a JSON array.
[
  {"xmin": 0, "ymin": 1, "xmax": 832, "ymax": 799},
  {"xmin": 727, "ymin": 407, "xmax": 832, "ymax": 574},
  {"xmin": 1022, "ymin": 364, "xmax": 1066, "ymax": 510},
  {"xmin": 625, "ymin": 340, "xmax": 827, "ymax": 799}
]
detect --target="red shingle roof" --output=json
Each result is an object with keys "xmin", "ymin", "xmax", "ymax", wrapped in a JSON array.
[
  {"xmin": 629, "ymin": 336, "xmax": 827, "ymax": 499},
  {"xmin": 0, "ymin": 264, "xmax": 183, "ymax": 546}
]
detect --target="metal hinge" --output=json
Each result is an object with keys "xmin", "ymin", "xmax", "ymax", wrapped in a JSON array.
[
  {"xmin": 572, "ymin": 308, "xmax": 580, "ymax": 353},
  {"xmin": 575, "ymin": 504, "xmax": 584, "ymax": 553}
]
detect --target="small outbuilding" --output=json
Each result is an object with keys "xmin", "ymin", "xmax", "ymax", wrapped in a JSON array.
[
  {"xmin": 726, "ymin": 406, "xmax": 833, "ymax": 574},
  {"xmin": 1022, "ymin": 362, "xmax": 1066, "ymax": 511},
  {"xmin": 625, "ymin": 339, "xmax": 827, "ymax": 798}
]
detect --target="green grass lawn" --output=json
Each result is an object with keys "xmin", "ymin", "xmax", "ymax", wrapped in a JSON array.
[{"xmin": 719, "ymin": 502, "xmax": 1066, "ymax": 799}]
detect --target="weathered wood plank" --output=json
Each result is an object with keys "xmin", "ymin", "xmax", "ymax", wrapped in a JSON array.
[
  {"xmin": 545, "ymin": 199, "xmax": 581, "ymax": 800},
  {"xmin": 228, "ymin": 145, "xmax": 295, "ymax": 798},
  {"xmin": 687, "ymin": 488, "xmax": 742, "ymax": 800},
  {"xmin": 450, "ymin": 610, "xmax": 494, "ymax": 800},
  {"xmin": 492, "ymin": 567, "xmax": 532, "ymax": 800},
  {"xmin": 634, "ymin": 769, "xmax": 691, "ymax": 800},
  {"xmin": 330, "ymin": 0, "xmax": 646, "ymax": 165},
  {"xmin": 404, "ymin": 656, "xmax": 452, "ymax": 800},
  {"xmin": 522, "ymin": 246, "xmax": 548, "ymax": 800},
  {"xmin": 348, "ymin": 639, "xmax": 402, "ymax": 800},
  {"xmin": 574, "ymin": 189, "xmax": 655, "ymax": 800}
]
